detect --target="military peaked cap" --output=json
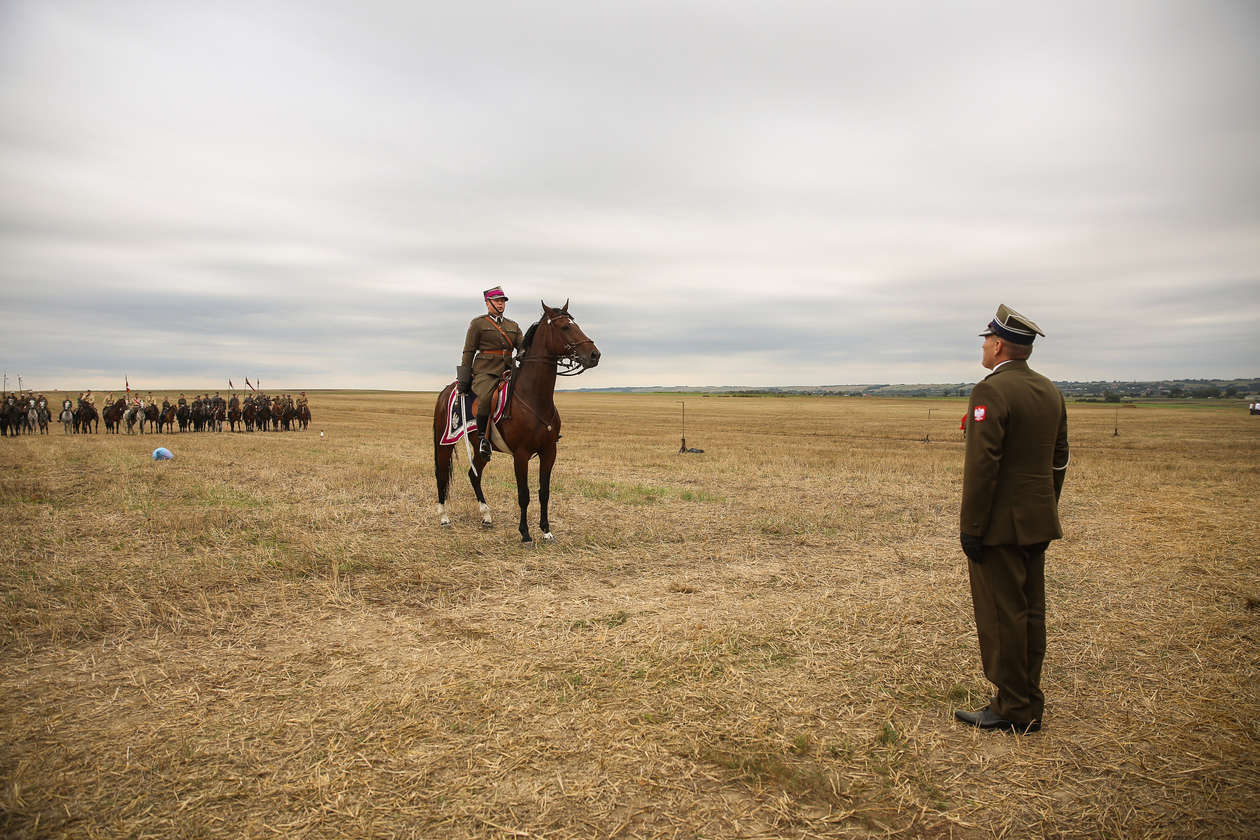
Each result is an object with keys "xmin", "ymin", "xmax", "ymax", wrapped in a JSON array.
[{"xmin": 980, "ymin": 304, "xmax": 1044, "ymax": 345}]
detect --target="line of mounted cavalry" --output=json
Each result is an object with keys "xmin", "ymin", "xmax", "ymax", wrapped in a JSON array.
[{"xmin": 0, "ymin": 392, "xmax": 311, "ymax": 436}]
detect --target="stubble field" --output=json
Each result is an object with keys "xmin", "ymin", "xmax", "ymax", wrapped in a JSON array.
[{"xmin": 1, "ymin": 391, "xmax": 1257, "ymax": 839}]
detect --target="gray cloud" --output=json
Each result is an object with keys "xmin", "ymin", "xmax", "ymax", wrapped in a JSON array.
[{"xmin": 2, "ymin": 0, "xmax": 1257, "ymax": 391}]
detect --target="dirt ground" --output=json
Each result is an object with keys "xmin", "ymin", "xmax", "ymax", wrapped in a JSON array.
[{"xmin": 2, "ymin": 391, "xmax": 1257, "ymax": 838}]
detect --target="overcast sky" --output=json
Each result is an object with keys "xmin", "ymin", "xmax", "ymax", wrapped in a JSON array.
[{"xmin": 2, "ymin": 0, "xmax": 1257, "ymax": 391}]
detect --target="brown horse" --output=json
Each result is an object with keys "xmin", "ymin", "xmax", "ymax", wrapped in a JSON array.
[
  {"xmin": 433, "ymin": 301, "xmax": 600, "ymax": 544},
  {"xmin": 103, "ymin": 399, "xmax": 125, "ymax": 434},
  {"xmin": 76, "ymin": 400, "xmax": 99, "ymax": 434}
]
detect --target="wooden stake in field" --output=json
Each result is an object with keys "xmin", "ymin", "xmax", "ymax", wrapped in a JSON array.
[{"xmin": 679, "ymin": 401, "xmax": 687, "ymax": 453}]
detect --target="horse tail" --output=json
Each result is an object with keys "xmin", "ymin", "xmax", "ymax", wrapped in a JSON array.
[{"xmin": 433, "ymin": 384, "xmax": 460, "ymax": 505}]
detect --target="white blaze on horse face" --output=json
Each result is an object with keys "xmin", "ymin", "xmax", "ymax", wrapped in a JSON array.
[{"xmin": 479, "ymin": 502, "xmax": 492, "ymax": 524}]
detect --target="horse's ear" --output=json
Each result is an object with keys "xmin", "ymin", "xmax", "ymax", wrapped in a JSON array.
[
  {"xmin": 562, "ymin": 298, "xmax": 569, "ymax": 312},
  {"xmin": 541, "ymin": 299, "xmax": 549, "ymax": 313}
]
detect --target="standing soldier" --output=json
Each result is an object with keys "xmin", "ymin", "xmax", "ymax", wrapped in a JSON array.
[
  {"xmin": 955, "ymin": 304, "xmax": 1070, "ymax": 734},
  {"xmin": 458, "ymin": 286, "xmax": 524, "ymax": 459}
]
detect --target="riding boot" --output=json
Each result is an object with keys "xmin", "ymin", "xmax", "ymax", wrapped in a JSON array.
[{"xmin": 476, "ymin": 411, "xmax": 492, "ymax": 459}]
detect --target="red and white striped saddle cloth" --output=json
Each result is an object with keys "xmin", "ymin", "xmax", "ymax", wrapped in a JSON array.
[{"xmin": 438, "ymin": 379, "xmax": 508, "ymax": 446}]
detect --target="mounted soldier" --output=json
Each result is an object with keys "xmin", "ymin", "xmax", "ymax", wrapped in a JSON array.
[{"xmin": 458, "ymin": 286, "xmax": 524, "ymax": 459}]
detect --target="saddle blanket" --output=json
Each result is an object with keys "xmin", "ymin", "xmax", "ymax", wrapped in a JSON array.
[{"xmin": 439, "ymin": 380, "xmax": 508, "ymax": 446}]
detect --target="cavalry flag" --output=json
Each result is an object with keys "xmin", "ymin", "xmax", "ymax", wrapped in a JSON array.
[
  {"xmin": 245, "ymin": 377, "xmax": 255, "ymax": 392},
  {"xmin": 125, "ymin": 375, "xmax": 130, "ymax": 394},
  {"xmin": 229, "ymin": 379, "xmax": 235, "ymax": 390}
]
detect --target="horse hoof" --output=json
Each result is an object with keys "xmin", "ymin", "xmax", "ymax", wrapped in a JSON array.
[
  {"xmin": 522, "ymin": 538, "xmax": 534, "ymax": 548},
  {"xmin": 481, "ymin": 521, "xmax": 494, "ymax": 529},
  {"xmin": 440, "ymin": 520, "xmax": 451, "ymax": 528},
  {"xmin": 542, "ymin": 532, "xmax": 554, "ymax": 542}
]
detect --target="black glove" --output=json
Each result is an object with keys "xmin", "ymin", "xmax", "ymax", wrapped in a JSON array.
[{"xmin": 960, "ymin": 533, "xmax": 984, "ymax": 564}]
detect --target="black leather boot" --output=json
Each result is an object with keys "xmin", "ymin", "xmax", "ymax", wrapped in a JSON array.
[{"xmin": 476, "ymin": 412, "xmax": 492, "ymax": 459}]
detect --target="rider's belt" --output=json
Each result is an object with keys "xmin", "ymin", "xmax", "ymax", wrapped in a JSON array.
[{"xmin": 479, "ymin": 349, "xmax": 510, "ymax": 356}]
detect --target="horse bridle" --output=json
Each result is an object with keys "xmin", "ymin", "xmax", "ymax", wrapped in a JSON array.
[{"xmin": 519, "ymin": 313, "xmax": 596, "ymax": 376}]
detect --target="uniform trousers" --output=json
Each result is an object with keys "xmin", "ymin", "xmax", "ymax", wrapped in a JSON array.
[
  {"xmin": 967, "ymin": 542, "xmax": 1048, "ymax": 724},
  {"xmin": 472, "ymin": 372, "xmax": 504, "ymax": 421}
]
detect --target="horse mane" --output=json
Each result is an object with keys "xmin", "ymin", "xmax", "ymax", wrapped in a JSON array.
[{"xmin": 521, "ymin": 320, "xmax": 541, "ymax": 353}]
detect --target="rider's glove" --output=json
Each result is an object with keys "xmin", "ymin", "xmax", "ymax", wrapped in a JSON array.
[{"xmin": 960, "ymin": 533, "xmax": 984, "ymax": 564}]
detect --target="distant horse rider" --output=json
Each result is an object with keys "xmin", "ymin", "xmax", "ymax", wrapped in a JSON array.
[{"xmin": 458, "ymin": 286, "xmax": 524, "ymax": 459}]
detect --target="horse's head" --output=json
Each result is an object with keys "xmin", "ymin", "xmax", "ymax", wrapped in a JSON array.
[{"xmin": 530, "ymin": 300, "xmax": 600, "ymax": 373}]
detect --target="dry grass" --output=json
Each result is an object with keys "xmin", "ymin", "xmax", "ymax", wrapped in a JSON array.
[{"xmin": 2, "ymin": 391, "xmax": 1257, "ymax": 838}]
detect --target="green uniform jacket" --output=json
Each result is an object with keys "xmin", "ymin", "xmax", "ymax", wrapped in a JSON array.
[
  {"xmin": 961, "ymin": 360, "xmax": 1070, "ymax": 546},
  {"xmin": 461, "ymin": 315, "xmax": 524, "ymax": 400}
]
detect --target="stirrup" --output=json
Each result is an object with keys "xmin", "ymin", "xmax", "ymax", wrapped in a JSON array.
[{"xmin": 479, "ymin": 437, "xmax": 492, "ymax": 458}]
